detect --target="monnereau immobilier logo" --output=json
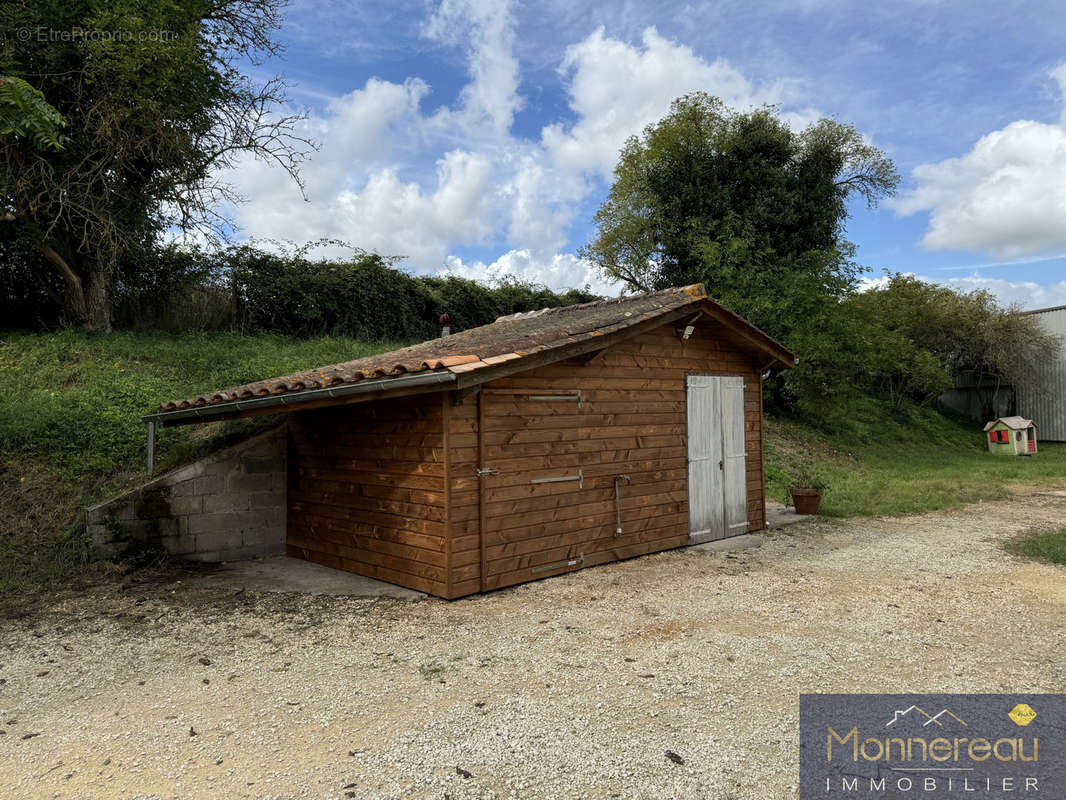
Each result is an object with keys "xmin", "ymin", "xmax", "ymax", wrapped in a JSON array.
[{"xmin": 799, "ymin": 694, "xmax": 1066, "ymax": 798}]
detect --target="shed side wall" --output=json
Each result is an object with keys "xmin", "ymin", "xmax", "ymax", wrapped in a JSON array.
[
  {"xmin": 446, "ymin": 320, "xmax": 765, "ymax": 597},
  {"xmin": 87, "ymin": 427, "xmax": 287, "ymax": 562},
  {"xmin": 287, "ymin": 393, "xmax": 448, "ymax": 595}
]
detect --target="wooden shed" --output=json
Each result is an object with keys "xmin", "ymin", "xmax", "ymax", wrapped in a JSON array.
[{"xmin": 150, "ymin": 285, "xmax": 795, "ymax": 598}]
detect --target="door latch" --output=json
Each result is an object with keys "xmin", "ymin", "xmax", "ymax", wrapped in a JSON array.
[
  {"xmin": 719, "ymin": 460, "xmax": 724, "ymax": 470},
  {"xmin": 476, "ymin": 467, "xmax": 499, "ymax": 477}
]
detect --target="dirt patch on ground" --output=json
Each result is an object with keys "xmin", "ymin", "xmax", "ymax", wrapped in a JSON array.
[
  {"xmin": 2, "ymin": 493, "xmax": 1065, "ymax": 799},
  {"xmin": 1007, "ymin": 482, "xmax": 1066, "ymax": 496}
]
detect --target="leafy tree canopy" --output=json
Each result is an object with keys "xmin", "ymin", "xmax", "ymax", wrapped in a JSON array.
[
  {"xmin": 581, "ymin": 92, "xmax": 899, "ymax": 342},
  {"xmin": 1, "ymin": 0, "xmax": 311, "ymax": 329},
  {"xmin": 852, "ymin": 275, "xmax": 1062, "ymax": 412},
  {"xmin": 787, "ymin": 273, "xmax": 1063, "ymax": 420},
  {"xmin": 0, "ymin": 76, "xmax": 65, "ymax": 150}
]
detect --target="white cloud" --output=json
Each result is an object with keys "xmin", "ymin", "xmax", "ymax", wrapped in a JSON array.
[
  {"xmin": 501, "ymin": 156, "xmax": 585, "ymax": 257},
  {"xmin": 226, "ymin": 6, "xmax": 513, "ymax": 267},
  {"xmin": 894, "ymin": 64, "xmax": 1066, "ymax": 260},
  {"xmin": 935, "ymin": 275, "xmax": 1066, "ymax": 311},
  {"xmin": 442, "ymin": 250, "xmax": 623, "ymax": 296},
  {"xmin": 422, "ymin": 0, "xmax": 522, "ymax": 135},
  {"xmin": 231, "ymin": 140, "xmax": 497, "ymax": 266},
  {"xmin": 331, "ymin": 150, "xmax": 497, "ymax": 264},
  {"xmin": 300, "ymin": 78, "xmax": 430, "ymax": 199},
  {"xmin": 224, "ymin": 8, "xmax": 817, "ymax": 283},
  {"xmin": 542, "ymin": 26, "xmax": 815, "ymax": 180},
  {"xmin": 226, "ymin": 76, "xmax": 432, "ymax": 218}
]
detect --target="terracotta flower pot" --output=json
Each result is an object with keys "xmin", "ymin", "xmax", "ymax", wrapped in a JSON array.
[{"xmin": 789, "ymin": 488, "xmax": 823, "ymax": 515}]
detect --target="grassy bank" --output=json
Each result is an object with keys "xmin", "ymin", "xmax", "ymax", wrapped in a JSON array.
[
  {"xmin": 2, "ymin": 330, "xmax": 1064, "ymax": 592},
  {"xmin": 765, "ymin": 400, "xmax": 1066, "ymax": 517},
  {"xmin": 0, "ymin": 330, "xmax": 400, "ymax": 592}
]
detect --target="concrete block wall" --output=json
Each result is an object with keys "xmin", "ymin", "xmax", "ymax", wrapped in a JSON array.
[{"xmin": 87, "ymin": 426, "xmax": 287, "ymax": 562}]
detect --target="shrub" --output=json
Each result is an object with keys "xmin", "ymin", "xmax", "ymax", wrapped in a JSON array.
[
  {"xmin": 112, "ymin": 243, "xmax": 234, "ymax": 332},
  {"xmin": 1, "ymin": 237, "xmax": 601, "ymax": 340},
  {"xmin": 228, "ymin": 243, "xmax": 437, "ymax": 340}
]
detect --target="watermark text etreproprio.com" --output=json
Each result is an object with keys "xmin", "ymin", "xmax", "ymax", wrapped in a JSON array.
[{"xmin": 15, "ymin": 27, "xmax": 180, "ymax": 43}]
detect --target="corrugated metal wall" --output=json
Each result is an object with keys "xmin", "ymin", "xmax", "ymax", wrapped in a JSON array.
[{"xmin": 1016, "ymin": 307, "xmax": 1066, "ymax": 442}]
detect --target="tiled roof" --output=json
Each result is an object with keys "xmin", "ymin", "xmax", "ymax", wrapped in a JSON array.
[{"xmin": 158, "ymin": 284, "xmax": 791, "ymax": 412}]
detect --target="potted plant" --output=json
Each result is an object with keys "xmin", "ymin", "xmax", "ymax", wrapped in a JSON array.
[{"xmin": 787, "ymin": 464, "xmax": 828, "ymax": 515}]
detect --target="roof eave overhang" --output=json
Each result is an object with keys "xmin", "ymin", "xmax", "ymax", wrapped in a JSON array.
[
  {"xmin": 144, "ymin": 370, "xmax": 457, "ymax": 427},
  {"xmin": 145, "ymin": 293, "xmax": 796, "ymax": 426},
  {"xmin": 696, "ymin": 299, "xmax": 796, "ymax": 370}
]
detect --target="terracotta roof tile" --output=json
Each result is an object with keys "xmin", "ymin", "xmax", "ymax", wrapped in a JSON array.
[
  {"xmin": 157, "ymin": 284, "xmax": 792, "ymax": 413},
  {"xmin": 481, "ymin": 353, "xmax": 521, "ymax": 365},
  {"xmin": 434, "ymin": 355, "xmax": 481, "ymax": 368},
  {"xmin": 447, "ymin": 360, "xmax": 491, "ymax": 374}
]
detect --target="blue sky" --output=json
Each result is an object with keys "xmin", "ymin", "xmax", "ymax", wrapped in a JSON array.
[{"xmin": 222, "ymin": 0, "xmax": 1066, "ymax": 308}]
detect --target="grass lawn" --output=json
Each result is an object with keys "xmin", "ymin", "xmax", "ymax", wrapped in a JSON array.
[
  {"xmin": 1007, "ymin": 528, "xmax": 1066, "ymax": 565},
  {"xmin": 764, "ymin": 406, "xmax": 1066, "ymax": 517}
]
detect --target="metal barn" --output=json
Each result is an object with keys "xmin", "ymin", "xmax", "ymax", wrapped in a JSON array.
[{"xmin": 1016, "ymin": 305, "xmax": 1066, "ymax": 442}]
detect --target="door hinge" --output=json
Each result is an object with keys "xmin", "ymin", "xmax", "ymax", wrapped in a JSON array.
[
  {"xmin": 526, "ymin": 391, "xmax": 582, "ymax": 408},
  {"xmin": 531, "ymin": 552, "xmax": 584, "ymax": 574},
  {"xmin": 476, "ymin": 467, "xmax": 499, "ymax": 477},
  {"xmin": 530, "ymin": 468, "xmax": 583, "ymax": 488}
]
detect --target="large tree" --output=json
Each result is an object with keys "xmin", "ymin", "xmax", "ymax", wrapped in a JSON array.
[
  {"xmin": 849, "ymin": 274, "xmax": 1062, "ymax": 416},
  {"xmin": 1, "ymin": 0, "xmax": 310, "ymax": 329},
  {"xmin": 582, "ymin": 93, "xmax": 898, "ymax": 341}
]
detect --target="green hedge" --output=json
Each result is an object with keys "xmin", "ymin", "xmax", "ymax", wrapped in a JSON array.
[{"xmin": 78, "ymin": 241, "xmax": 601, "ymax": 339}]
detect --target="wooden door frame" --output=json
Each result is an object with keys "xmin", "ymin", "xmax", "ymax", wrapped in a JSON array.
[
  {"xmin": 477, "ymin": 389, "xmax": 487, "ymax": 592},
  {"xmin": 684, "ymin": 370, "xmax": 748, "ymax": 543}
]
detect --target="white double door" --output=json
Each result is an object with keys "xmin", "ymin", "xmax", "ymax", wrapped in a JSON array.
[{"xmin": 686, "ymin": 375, "xmax": 748, "ymax": 543}]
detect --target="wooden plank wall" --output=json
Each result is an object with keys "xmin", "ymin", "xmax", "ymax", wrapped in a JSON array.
[
  {"xmin": 287, "ymin": 393, "xmax": 452, "ymax": 596},
  {"xmin": 447, "ymin": 398, "xmax": 482, "ymax": 598},
  {"xmin": 285, "ymin": 317, "xmax": 767, "ymax": 599},
  {"xmin": 445, "ymin": 319, "xmax": 765, "ymax": 595}
]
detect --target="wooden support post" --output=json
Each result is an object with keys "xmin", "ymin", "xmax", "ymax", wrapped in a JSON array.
[
  {"xmin": 146, "ymin": 420, "xmax": 156, "ymax": 476},
  {"xmin": 454, "ymin": 385, "xmax": 481, "ymax": 405}
]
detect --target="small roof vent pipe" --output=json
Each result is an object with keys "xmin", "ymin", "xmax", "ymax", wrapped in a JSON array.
[{"xmin": 440, "ymin": 312, "xmax": 452, "ymax": 337}]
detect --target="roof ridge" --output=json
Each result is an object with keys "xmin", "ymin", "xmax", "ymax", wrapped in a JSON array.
[
  {"xmin": 153, "ymin": 282, "xmax": 792, "ymax": 417},
  {"xmin": 491, "ymin": 284, "xmax": 704, "ymax": 323}
]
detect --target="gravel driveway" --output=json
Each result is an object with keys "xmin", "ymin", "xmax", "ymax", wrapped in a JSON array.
[{"xmin": 2, "ymin": 492, "xmax": 1065, "ymax": 799}]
